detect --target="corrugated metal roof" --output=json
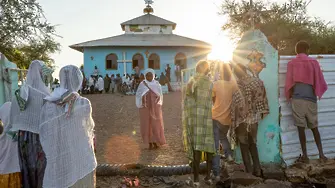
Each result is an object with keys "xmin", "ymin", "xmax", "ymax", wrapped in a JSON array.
[
  {"xmin": 121, "ymin": 14, "xmax": 176, "ymax": 30},
  {"xmin": 279, "ymin": 55, "xmax": 335, "ymax": 166},
  {"xmin": 69, "ymin": 34, "xmax": 212, "ymax": 52}
]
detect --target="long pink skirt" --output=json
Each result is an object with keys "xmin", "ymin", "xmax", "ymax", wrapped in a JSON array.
[{"xmin": 139, "ymin": 92, "xmax": 166, "ymax": 145}]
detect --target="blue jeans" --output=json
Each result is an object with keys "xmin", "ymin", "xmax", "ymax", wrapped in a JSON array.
[{"xmin": 212, "ymin": 120, "xmax": 233, "ymax": 176}]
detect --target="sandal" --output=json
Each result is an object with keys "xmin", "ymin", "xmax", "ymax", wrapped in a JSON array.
[
  {"xmin": 121, "ymin": 177, "xmax": 140, "ymax": 187},
  {"xmin": 133, "ymin": 177, "xmax": 140, "ymax": 187},
  {"xmin": 121, "ymin": 177, "xmax": 133, "ymax": 187}
]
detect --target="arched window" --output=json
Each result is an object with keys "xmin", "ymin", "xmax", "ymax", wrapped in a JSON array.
[
  {"xmin": 106, "ymin": 53, "xmax": 118, "ymax": 70},
  {"xmin": 148, "ymin": 53, "xmax": 160, "ymax": 69},
  {"xmin": 174, "ymin": 53, "xmax": 187, "ymax": 69},
  {"xmin": 132, "ymin": 53, "xmax": 144, "ymax": 70}
]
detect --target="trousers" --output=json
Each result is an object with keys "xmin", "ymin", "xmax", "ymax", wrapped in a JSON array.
[{"xmin": 212, "ymin": 120, "xmax": 232, "ymax": 176}]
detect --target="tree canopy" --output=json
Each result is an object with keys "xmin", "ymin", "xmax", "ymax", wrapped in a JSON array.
[
  {"xmin": 220, "ymin": 0, "xmax": 335, "ymax": 55},
  {"xmin": 0, "ymin": 0, "xmax": 60, "ymax": 69}
]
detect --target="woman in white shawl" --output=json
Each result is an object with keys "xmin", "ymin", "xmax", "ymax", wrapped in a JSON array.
[
  {"xmin": 97, "ymin": 75, "xmax": 104, "ymax": 93},
  {"xmin": 39, "ymin": 65, "xmax": 97, "ymax": 188},
  {"xmin": 9, "ymin": 60, "xmax": 51, "ymax": 188},
  {"xmin": 136, "ymin": 68, "xmax": 166, "ymax": 149},
  {"xmin": 0, "ymin": 102, "xmax": 21, "ymax": 188}
]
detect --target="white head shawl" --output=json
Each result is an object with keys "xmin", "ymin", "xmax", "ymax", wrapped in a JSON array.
[
  {"xmin": 44, "ymin": 65, "xmax": 83, "ymax": 102},
  {"xmin": 10, "ymin": 60, "xmax": 51, "ymax": 133},
  {"xmin": 135, "ymin": 68, "xmax": 163, "ymax": 108},
  {"xmin": 39, "ymin": 65, "xmax": 97, "ymax": 188},
  {"xmin": 0, "ymin": 102, "xmax": 21, "ymax": 174}
]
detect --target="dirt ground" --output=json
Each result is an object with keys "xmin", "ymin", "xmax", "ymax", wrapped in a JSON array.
[
  {"xmin": 86, "ymin": 91, "xmax": 189, "ymax": 166},
  {"xmin": 87, "ymin": 91, "xmax": 195, "ymax": 187}
]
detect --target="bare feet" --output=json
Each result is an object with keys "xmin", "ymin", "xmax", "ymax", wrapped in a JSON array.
[
  {"xmin": 319, "ymin": 155, "xmax": 328, "ymax": 163},
  {"xmin": 153, "ymin": 143, "xmax": 159, "ymax": 149},
  {"xmin": 149, "ymin": 143, "xmax": 153, "ymax": 150},
  {"xmin": 253, "ymin": 168, "xmax": 262, "ymax": 178},
  {"xmin": 295, "ymin": 154, "xmax": 309, "ymax": 164}
]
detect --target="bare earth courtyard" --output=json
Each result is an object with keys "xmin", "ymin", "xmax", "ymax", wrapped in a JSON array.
[
  {"xmin": 87, "ymin": 92, "xmax": 220, "ymax": 187},
  {"xmin": 86, "ymin": 91, "xmax": 189, "ymax": 166}
]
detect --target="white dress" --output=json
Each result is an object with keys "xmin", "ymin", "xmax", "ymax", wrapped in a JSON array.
[{"xmin": 98, "ymin": 77, "xmax": 104, "ymax": 91}]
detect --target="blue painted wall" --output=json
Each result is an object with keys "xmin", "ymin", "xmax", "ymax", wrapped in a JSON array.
[
  {"xmin": 0, "ymin": 54, "xmax": 18, "ymax": 106},
  {"xmin": 232, "ymin": 30, "xmax": 281, "ymax": 164},
  {"xmin": 82, "ymin": 47, "xmax": 208, "ymax": 81}
]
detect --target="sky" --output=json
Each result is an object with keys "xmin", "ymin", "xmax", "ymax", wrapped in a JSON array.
[{"xmin": 37, "ymin": 0, "xmax": 335, "ymax": 77}]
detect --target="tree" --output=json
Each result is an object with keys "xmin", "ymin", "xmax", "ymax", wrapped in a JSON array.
[
  {"xmin": 0, "ymin": 0, "xmax": 60, "ymax": 68},
  {"xmin": 219, "ymin": 0, "xmax": 335, "ymax": 55}
]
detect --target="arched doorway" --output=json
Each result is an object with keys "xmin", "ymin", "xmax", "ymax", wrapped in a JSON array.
[
  {"xmin": 132, "ymin": 53, "xmax": 144, "ymax": 70},
  {"xmin": 148, "ymin": 53, "xmax": 160, "ymax": 70},
  {"xmin": 105, "ymin": 53, "xmax": 118, "ymax": 70},
  {"xmin": 174, "ymin": 53, "xmax": 187, "ymax": 69}
]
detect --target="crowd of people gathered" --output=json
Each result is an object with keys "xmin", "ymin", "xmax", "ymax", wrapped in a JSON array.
[
  {"xmin": 80, "ymin": 65, "xmax": 174, "ymax": 95},
  {"xmin": 0, "ymin": 41, "xmax": 328, "ymax": 188}
]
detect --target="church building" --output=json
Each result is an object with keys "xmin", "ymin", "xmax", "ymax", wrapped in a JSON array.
[{"xmin": 70, "ymin": 3, "xmax": 211, "ymax": 82}]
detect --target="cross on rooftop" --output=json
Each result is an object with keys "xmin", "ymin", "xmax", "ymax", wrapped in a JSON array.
[
  {"xmin": 144, "ymin": 0, "xmax": 154, "ymax": 6},
  {"xmin": 143, "ymin": 0, "xmax": 154, "ymax": 14}
]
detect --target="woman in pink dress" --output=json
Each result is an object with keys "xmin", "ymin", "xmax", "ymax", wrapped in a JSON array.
[{"xmin": 136, "ymin": 68, "xmax": 166, "ymax": 149}]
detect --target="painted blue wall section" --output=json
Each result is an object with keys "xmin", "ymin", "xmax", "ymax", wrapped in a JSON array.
[
  {"xmin": 232, "ymin": 30, "xmax": 280, "ymax": 164},
  {"xmin": 83, "ymin": 47, "xmax": 207, "ymax": 81},
  {"xmin": 0, "ymin": 54, "xmax": 18, "ymax": 106}
]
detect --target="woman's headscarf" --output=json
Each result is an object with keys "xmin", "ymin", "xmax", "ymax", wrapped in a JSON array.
[
  {"xmin": 17, "ymin": 60, "xmax": 51, "ymax": 108},
  {"xmin": 10, "ymin": 60, "xmax": 51, "ymax": 133},
  {"xmin": 135, "ymin": 68, "xmax": 163, "ymax": 108},
  {"xmin": 0, "ymin": 102, "xmax": 21, "ymax": 174},
  {"xmin": 60, "ymin": 65, "xmax": 83, "ymax": 92},
  {"xmin": 45, "ymin": 65, "xmax": 83, "ymax": 102}
]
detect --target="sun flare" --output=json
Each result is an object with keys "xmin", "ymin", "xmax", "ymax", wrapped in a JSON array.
[{"xmin": 208, "ymin": 35, "xmax": 235, "ymax": 62}]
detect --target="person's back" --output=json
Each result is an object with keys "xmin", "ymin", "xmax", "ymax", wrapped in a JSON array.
[
  {"xmin": 212, "ymin": 80, "xmax": 237, "ymax": 125},
  {"xmin": 285, "ymin": 41, "xmax": 328, "ymax": 163},
  {"xmin": 40, "ymin": 65, "xmax": 97, "ymax": 188},
  {"xmin": 211, "ymin": 64, "xmax": 236, "ymax": 179},
  {"xmin": 40, "ymin": 97, "xmax": 96, "ymax": 188},
  {"xmin": 0, "ymin": 102, "xmax": 21, "ymax": 185},
  {"xmin": 238, "ymin": 75, "xmax": 268, "ymax": 124},
  {"xmin": 183, "ymin": 60, "xmax": 215, "ymax": 186}
]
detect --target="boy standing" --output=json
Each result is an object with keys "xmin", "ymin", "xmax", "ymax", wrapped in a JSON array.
[{"xmin": 285, "ymin": 41, "xmax": 328, "ymax": 162}]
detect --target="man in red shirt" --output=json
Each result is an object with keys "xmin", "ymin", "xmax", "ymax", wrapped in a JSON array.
[{"xmin": 285, "ymin": 41, "xmax": 328, "ymax": 163}]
